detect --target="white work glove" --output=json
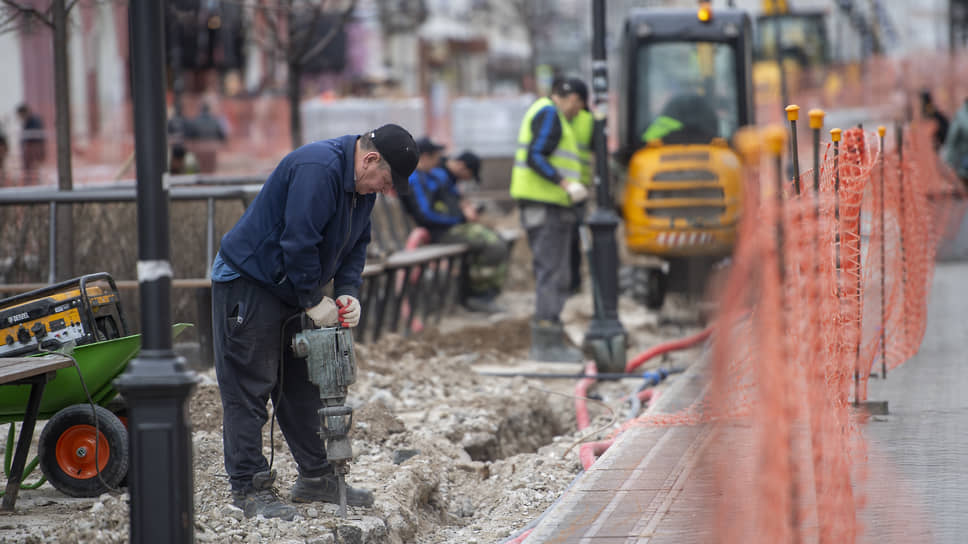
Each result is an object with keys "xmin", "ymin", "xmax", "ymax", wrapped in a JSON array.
[
  {"xmin": 563, "ymin": 180, "xmax": 589, "ymax": 204},
  {"xmin": 306, "ymin": 297, "xmax": 339, "ymax": 328},
  {"xmin": 336, "ymin": 295, "xmax": 361, "ymax": 328}
]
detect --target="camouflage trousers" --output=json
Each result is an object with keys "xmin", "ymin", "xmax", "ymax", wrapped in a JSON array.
[{"xmin": 439, "ymin": 222, "xmax": 509, "ymax": 297}]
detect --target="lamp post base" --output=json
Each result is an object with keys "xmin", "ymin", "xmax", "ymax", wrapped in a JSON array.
[
  {"xmin": 584, "ymin": 318, "xmax": 627, "ymax": 374},
  {"xmin": 115, "ymin": 354, "xmax": 197, "ymax": 544}
]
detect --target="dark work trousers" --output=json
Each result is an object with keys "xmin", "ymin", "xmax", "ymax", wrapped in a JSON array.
[
  {"xmin": 520, "ymin": 202, "xmax": 578, "ymax": 322},
  {"xmin": 570, "ymin": 203, "xmax": 587, "ymax": 292},
  {"xmin": 212, "ymin": 276, "xmax": 330, "ymax": 492}
]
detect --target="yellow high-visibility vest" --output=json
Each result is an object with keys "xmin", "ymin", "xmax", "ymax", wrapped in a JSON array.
[
  {"xmin": 510, "ymin": 97, "xmax": 583, "ymax": 207},
  {"xmin": 570, "ymin": 109, "xmax": 594, "ymax": 186}
]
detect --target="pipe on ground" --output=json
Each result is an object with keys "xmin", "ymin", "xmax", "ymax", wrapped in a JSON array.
[
  {"xmin": 579, "ymin": 439, "xmax": 615, "ymax": 470},
  {"xmin": 625, "ymin": 326, "xmax": 713, "ymax": 373}
]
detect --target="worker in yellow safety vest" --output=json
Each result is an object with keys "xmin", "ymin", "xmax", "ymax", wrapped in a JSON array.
[{"xmin": 510, "ymin": 77, "xmax": 589, "ymax": 362}]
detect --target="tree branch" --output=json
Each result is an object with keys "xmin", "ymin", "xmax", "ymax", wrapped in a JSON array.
[
  {"xmin": 247, "ymin": 25, "xmax": 277, "ymax": 53},
  {"xmin": 0, "ymin": 9, "xmax": 21, "ymax": 32},
  {"xmin": 288, "ymin": 0, "xmax": 326, "ymax": 64},
  {"xmin": 65, "ymin": 0, "xmax": 79, "ymax": 13},
  {"xmin": 257, "ymin": 0, "xmax": 287, "ymax": 59},
  {"xmin": 0, "ymin": 0, "xmax": 53, "ymax": 27},
  {"xmin": 296, "ymin": 0, "xmax": 355, "ymax": 66}
]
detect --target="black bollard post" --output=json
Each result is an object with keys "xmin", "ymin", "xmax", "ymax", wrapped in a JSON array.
[
  {"xmin": 806, "ymin": 107, "xmax": 826, "ymax": 543},
  {"xmin": 877, "ymin": 125, "xmax": 887, "ymax": 380},
  {"xmin": 765, "ymin": 125, "xmax": 800, "ymax": 544},
  {"xmin": 831, "ymin": 127, "xmax": 842, "ymax": 300},
  {"xmin": 786, "ymin": 105, "xmax": 801, "ymax": 195},
  {"xmin": 896, "ymin": 121, "xmax": 907, "ymax": 345},
  {"xmin": 809, "ymin": 109, "xmax": 826, "ymax": 266},
  {"xmin": 809, "ymin": 110, "xmax": 825, "ymax": 195}
]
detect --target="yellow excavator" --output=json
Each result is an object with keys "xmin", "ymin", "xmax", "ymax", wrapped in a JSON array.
[
  {"xmin": 616, "ymin": 3, "xmax": 752, "ymax": 309},
  {"xmin": 752, "ymin": 2, "xmax": 831, "ymax": 106},
  {"xmin": 751, "ymin": 0, "xmax": 879, "ymax": 109}
]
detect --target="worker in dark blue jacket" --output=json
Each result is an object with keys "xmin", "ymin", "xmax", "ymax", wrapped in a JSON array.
[
  {"xmin": 210, "ymin": 124, "xmax": 418, "ymax": 520},
  {"xmin": 403, "ymin": 166, "xmax": 464, "ymax": 239},
  {"xmin": 402, "ymin": 151, "xmax": 508, "ymax": 313}
]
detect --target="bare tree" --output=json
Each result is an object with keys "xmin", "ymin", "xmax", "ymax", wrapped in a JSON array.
[
  {"xmin": 1, "ymin": 0, "xmax": 80, "ymax": 280},
  {"xmin": 249, "ymin": 0, "xmax": 356, "ymax": 149},
  {"xmin": 474, "ymin": 0, "xmax": 564, "ymax": 93},
  {"xmin": 508, "ymin": 0, "xmax": 546, "ymax": 88}
]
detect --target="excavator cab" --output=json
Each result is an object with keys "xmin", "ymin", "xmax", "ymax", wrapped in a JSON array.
[
  {"xmin": 752, "ymin": 10, "xmax": 830, "ymax": 104},
  {"xmin": 617, "ymin": 6, "xmax": 753, "ymax": 310},
  {"xmin": 754, "ymin": 11, "xmax": 829, "ymax": 69}
]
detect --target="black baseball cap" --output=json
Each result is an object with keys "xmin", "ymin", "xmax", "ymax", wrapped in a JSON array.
[
  {"xmin": 368, "ymin": 124, "xmax": 419, "ymax": 195},
  {"xmin": 416, "ymin": 136, "xmax": 445, "ymax": 154},
  {"xmin": 552, "ymin": 77, "xmax": 589, "ymax": 106},
  {"xmin": 455, "ymin": 150, "xmax": 481, "ymax": 181}
]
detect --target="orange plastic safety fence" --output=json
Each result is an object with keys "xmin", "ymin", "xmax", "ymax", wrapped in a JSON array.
[{"xmin": 610, "ymin": 116, "xmax": 965, "ymax": 543}]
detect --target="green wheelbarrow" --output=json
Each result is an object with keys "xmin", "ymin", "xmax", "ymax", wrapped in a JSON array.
[{"xmin": 1, "ymin": 323, "xmax": 192, "ymax": 498}]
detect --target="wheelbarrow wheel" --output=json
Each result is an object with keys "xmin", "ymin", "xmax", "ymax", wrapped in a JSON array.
[{"xmin": 38, "ymin": 404, "xmax": 129, "ymax": 497}]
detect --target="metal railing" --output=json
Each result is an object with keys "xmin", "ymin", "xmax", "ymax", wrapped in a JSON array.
[
  {"xmin": 0, "ymin": 182, "xmax": 263, "ymax": 283},
  {"xmin": 0, "ymin": 175, "xmax": 470, "ymax": 347}
]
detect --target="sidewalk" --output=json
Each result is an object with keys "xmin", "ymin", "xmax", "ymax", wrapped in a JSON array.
[{"xmin": 861, "ymin": 260, "xmax": 968, "ymax": 544}]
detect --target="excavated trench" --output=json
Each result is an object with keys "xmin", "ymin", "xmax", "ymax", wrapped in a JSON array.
[{"xmin": 453, "ymin": 395, "xmax": 571, "ymax": 462}]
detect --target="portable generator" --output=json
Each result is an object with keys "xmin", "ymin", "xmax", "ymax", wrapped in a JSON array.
[{"xmin": 0, "ymin": 272, "xmax": 128, "ymax": 357}]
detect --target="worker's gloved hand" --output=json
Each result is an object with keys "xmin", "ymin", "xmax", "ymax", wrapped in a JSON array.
[
  {"xmin": 306, "ymin": 297, "xmax": 340, "ymax": 328},
  {"xmin": 563, "ymin": 180, "xmax": 589, "ymax": 204},
  {"xmin": 335, "ymin": 295, "xmax": 361, "ymax": 328}
]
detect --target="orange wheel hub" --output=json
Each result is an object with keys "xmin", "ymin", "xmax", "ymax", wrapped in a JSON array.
[{"xmin": 55, "ymin": 424, "xmax": 110, "ymax": 479}]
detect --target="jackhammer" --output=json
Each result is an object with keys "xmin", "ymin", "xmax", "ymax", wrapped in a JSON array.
[{"xmin": 290, "ymin": 322, "xmax": 357, "ymax": 517}]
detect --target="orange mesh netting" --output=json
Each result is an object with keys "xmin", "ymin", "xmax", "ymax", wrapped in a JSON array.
[{"xmin": 608, "ymin": 115, "xmax": 966, "ymax": 542}]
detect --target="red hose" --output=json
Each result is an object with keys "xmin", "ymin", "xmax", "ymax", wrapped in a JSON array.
[
  {"xmin": 637, "ymin": 388, "xmax": 656, "ymax": 404},
  {"xmin": 578, "ymin": 389, "xmax": 657, "ymax": 470},
  {"xmin": 579, "ymin": 439, "xmax": 614, "ymax": 470},
  {"xmin": 574, "ymin": 362, "xmax": 598, "ymax": 431},
  {"xmin": 573, "ymin": 328, "xmax": 708, "ymax": 470},
  {"xmin": 624, "ymin": 326, "xmax": 713, "ymax": 373}
]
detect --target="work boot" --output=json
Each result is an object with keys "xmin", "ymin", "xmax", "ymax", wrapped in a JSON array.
[
  {"xmin": 291, "ymin": 474, "xmax": 375, "ymax": 507},
  {"xmin": 529, "ymin": 319, "xmax": 584, "ymax": 363},
  {"xmin": 231, "ymin": 471, "xmax": 296, "ymax": 521}
]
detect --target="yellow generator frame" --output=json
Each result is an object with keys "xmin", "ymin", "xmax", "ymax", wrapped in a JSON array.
[{"xmin": 0, "ymin": 272, "xmax": 128, "ymax": 357}]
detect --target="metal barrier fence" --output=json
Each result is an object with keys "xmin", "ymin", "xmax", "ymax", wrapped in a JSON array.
[
  {"xmin": 0, "ymin": 182, "xmax": 262, "ymax": 284},
  {"xmin": 450, "ymin": 95, "xmax": 536, "ymax": 158},
  {"xmin": 301, "ymin": 98, "xmax": 427, "ymax": 144},
  {"xmin": 0, "ymin": 175, "xmax": 469, "ymax": 361}
]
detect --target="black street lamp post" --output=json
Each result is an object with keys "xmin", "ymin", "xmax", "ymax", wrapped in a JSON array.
[
  {"xmin": 583, "ymin": 0, "xmax": 627, "ymax": 373},
  {"xmin": 114, "ymin": 1, "xmax": 197, "ymax": 542}
]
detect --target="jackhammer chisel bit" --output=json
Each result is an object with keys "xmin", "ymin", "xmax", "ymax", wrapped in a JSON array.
[{"xmin": 291, "ymin": 324, "xmax": 357, "ymax": 517}]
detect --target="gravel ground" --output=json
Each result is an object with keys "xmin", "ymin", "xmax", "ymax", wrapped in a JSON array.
[{"xmin": 0, "ymin": 218, "xmax": 707, "ymax": 544}]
